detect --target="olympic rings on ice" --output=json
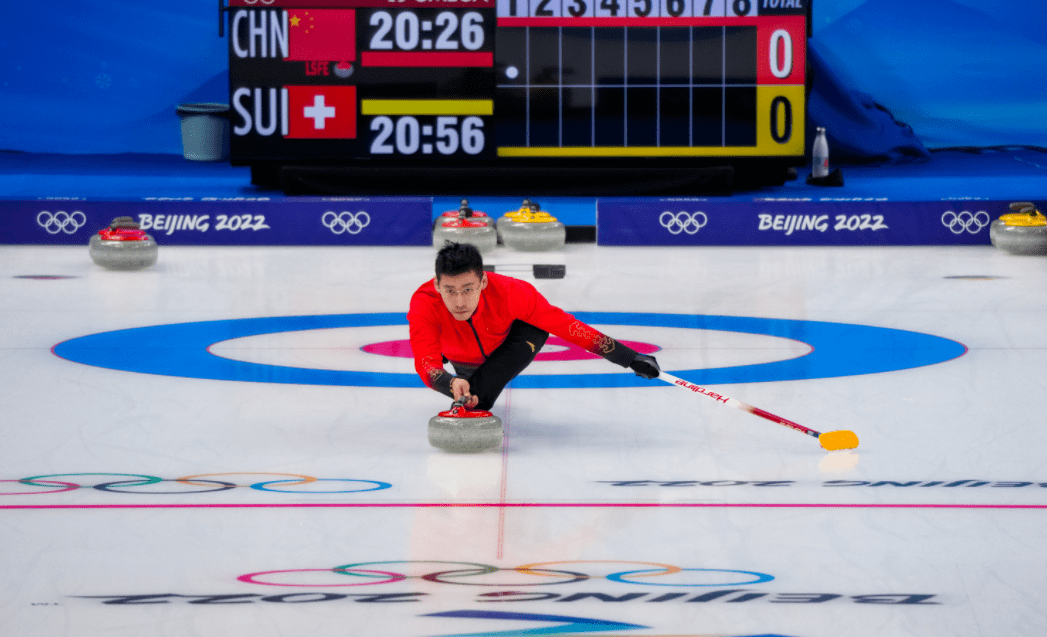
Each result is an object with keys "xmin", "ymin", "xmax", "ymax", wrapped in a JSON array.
[
  {"xmin": 237, "ymin": 560, "xmax": 775, "ymax": 588},
  {"xmin": 608, "ymin": 568, "xmax": 775, "ymax": 586},
  {"xmin": 37, "ymin": 210, "xmax": 87, "ymax": 235},
  {"xmin": 516, "ymin": 560, "xmax": 680, "ymax": 579},
  {"xmin": 0, "ymin": 479, "xmax": 80, "ymax": 495},
  {"xmin": 252, "ymin": 479, "xmax": 390, "ymax": 493},
  {"xmin": 238, "ymin": 569, "xmax": 406, "ymax": 587},
  {"xmin": 1, "ymin": 472, "xmax": 392, "ymax": 495},
  {"xmin": 177, "ymin": 472, "xmax": 315, "ymax": 488},
  {"xmin": 322, "ymin": 210, "xmax": 371, "ymax": 235},
  {"xmin": 659, "ymin": 211, "xmax": 707, "ymax": 235},
  {"xmin": 941, "ymin": 210, "xmax": 990, "ymax": 235}
]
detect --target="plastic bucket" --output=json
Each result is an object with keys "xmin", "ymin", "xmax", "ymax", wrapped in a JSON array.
[{"xmin": 176, "ymin": 103, "xmax": 230, "ymax": 161}]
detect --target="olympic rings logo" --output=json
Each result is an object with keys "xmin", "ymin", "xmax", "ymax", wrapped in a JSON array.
[
  {"xmin": 941, "ymin": 210, "xmax": 990, "ymax": 234},
  {"xmin": 238, "ymin": 560, "xmax": 774, "ymax": 588},
  {"xmin": 37, "ymin": 210, "xmax": 87, "ymax": 235},
  {"xmin": 0, "ymin": 473, "xmax": 391, "ymax": 495},
  {"xmin": 322, "ymin": 211, "xmax": 371, "ymax": 235},
  {"xmin": 659, "ymin": 211, "xmax": 708, "ymax": 235},
  {"xmin": 240, "ymin": 0, "xmax": 276, "ymax": 4}
]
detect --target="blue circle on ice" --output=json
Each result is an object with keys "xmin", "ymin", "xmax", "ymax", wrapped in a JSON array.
[{"xmin": 52, "ymin": 312, "xmax": 966, "ymax": 388}]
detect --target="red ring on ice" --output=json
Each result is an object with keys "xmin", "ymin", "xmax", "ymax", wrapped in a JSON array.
[
  {"xmin": 237, "ymin": 568, "xmax": 405, "ymax": 587},
  {"xmin": 362, "ymin": 337, "xmax": 660, "ymax": 362}
]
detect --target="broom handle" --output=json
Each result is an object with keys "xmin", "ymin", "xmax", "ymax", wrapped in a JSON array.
[{"xmin": 657, "ymin": 372, "xmax": 822, "ymax": 440}]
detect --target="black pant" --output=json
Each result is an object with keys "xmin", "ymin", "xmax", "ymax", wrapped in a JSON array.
[{"xmin": 451, "ymin": 320, "xmax": 548, "ymax": 411}]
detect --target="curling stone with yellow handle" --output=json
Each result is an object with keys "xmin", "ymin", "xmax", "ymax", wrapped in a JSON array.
[
  {"xmin": 990, "ymin": 202, "xmax": 1047, "ymax": 255},
  {"xmin": 498, "ymin": 199, "xmax": 566, "ymax": 252}
]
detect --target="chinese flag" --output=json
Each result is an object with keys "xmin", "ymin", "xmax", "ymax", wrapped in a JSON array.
[
  {"xmin": 287, "ymin": 10, "xmax": 355, "ymax": 62},
  {"xmin": 285, "ymin": 85, "xmax": 357, "ymax": 139}
]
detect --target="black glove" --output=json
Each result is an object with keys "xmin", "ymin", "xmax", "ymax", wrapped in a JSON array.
[{"xmin": 630, "ymin": 353, "xmax": 660, "ymax": 379}]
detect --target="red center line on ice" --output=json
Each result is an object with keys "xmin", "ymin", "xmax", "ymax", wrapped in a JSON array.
[
  {"xmin": 4, "ymin": 503, "xmax": 1047, "ymax": 510},
  {"xmin": 496, "ymin": 387, "xmax": 512, "ymax": 561}
]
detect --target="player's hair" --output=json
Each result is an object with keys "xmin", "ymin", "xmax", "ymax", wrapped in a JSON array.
[
  {"xmin": 433, "ymin": 239, "xmax": 481, "ymax": 280},
  {"xmin": 435, "ymin": 241, "xmax": 484, "ymax": 281}
]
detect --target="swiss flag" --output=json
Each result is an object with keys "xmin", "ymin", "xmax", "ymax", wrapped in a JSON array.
[
  {"xmin": 284, "ymin": 85, "xmax": 357, "ymax": 139},
  {"xmin": 286, "ymin": 10, "xmax": 356, "ymax": 62}
]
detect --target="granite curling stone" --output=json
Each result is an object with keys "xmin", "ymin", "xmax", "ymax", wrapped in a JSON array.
[
  {"xmin": 990, "ymin": 202, "xmax": 1047, "ymax": 256},
  {"xmin": 433, "ymin": 199, "xmax": 495, "ymax": 229},
  {"xmin": 498, "ymin": 199, "xmax": 566, "ymax": 252},
  {"xmin": 89, "ymin": 216, "xmax": 159, "ymax": 270},
  {"xmin": 433, "ymin": 217, "xmax": 498, "ymax": 253},
  {"xmin": 428, "ymin": 401, "xmax": 503, "ymax": 452},
  {"xmin": 495, "ymin": 198, "xmax": 534, "ymax": 241}
]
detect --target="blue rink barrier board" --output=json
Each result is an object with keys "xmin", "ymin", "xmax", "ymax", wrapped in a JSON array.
[
  {"xmin": 598, "ymin": 199, "xmax": 1005, "ymax": 246},
  {"xmin": 0, "ymin": 198, "xmax": 433, "ymax": 246},
  {"xmin": 2, "ymin": 197, "xmax": 1006, "ymax": 247}
]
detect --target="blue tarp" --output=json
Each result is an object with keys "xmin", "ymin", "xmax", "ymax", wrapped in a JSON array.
[
  {"xmin": 813, "ymin": 0, "xmax": 1047, "ymax": 152},
  {"xmin": 0, "ymin": 1, "xmax": 227, "ymax": 155},
  {"xmin": 806, "ymin": 39, "xmax": 931, "ymax": 164},
  {"xmin": 0, "ymin": 0, "xmax": 1043, "ymax": 158}
]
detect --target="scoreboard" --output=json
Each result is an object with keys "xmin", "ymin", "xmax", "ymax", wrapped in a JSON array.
[{"xmin": 227, "ymin": 0, "xmax": 809, "ymax": 184}]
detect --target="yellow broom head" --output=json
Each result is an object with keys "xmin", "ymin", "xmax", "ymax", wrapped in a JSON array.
[{"xmin": 818, "ymin": 430, "xmax": 860, "ymax": 451}]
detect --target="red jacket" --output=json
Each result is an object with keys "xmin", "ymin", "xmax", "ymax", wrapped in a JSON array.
[{"xmin": 408, "ymin": 272, "xmax": 630, "ymax": 391}]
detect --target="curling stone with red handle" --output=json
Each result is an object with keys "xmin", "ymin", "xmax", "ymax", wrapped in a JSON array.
[
  {"xmin": 433, "ymin": 199, "xmax": 495, "ymax": 229},
  {"xmin": 428, "ymin": 400, "xmax": 503, "ymax": 452},
  {"xmin": 89, "ymin": 216, "xmax": 159, "ymax": 270}
]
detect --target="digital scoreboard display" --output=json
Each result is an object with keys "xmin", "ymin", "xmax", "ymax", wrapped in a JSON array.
[{"xmin": 228, "ymin": 0, "xmax": 809, "ymax": 177}]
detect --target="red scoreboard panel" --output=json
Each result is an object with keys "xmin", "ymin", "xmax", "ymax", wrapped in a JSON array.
[{"xmin": 227, "ymin": 0, "xmax": 810, "ymax": 187}]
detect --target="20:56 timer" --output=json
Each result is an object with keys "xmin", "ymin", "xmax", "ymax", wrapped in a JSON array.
[{"xmin": 369, "ymin": 116, "xmax": 486, "ymax": 157}]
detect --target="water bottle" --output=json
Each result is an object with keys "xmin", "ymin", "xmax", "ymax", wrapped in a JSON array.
[{"xmin": 812, "ymin": 127, "xmax": 830, "ymax": 178}]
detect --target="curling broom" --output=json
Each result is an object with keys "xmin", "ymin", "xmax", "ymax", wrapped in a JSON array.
[{"xmin": 657, "ymin": 372, "xmax": 859, "ymax": 451}]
